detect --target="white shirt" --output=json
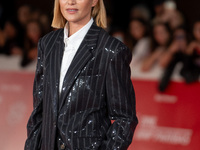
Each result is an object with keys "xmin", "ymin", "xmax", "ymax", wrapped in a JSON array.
[
  {"xmin": 59, "ymin": 18, "xmax": 94, "ymax": 93},
  {"xmin": 130, "ymin": 37, "xmax": 150, "ymax": 66}
]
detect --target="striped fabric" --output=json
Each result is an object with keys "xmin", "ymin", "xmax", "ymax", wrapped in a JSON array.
[{"xmin": 25, "ymin": 23, "xmax": 138, "ymax": 150}]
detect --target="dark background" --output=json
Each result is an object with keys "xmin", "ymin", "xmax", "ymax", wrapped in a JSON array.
[{"xmin": 1, "ymin": 0, "xmax": 200, "ymax": 30}]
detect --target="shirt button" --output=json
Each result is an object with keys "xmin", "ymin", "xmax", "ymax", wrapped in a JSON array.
[{"xmin": 60, "ymin": 144, "xmax": 65, "ymax": 150}]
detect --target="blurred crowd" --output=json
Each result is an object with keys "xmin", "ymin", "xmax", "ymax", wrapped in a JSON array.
[
  {"xmin": 0, "ymin": 0, "xmax": 200, "ymax": 92},
  {"xmin": 0, "ymin": 4, "xmax": 51, "ymax": 67},
  {"xmin": 110, "ymin": 0, "xmax": 200, "ymax": 91}
]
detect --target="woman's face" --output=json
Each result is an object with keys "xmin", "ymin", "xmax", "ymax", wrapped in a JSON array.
[
  {"xmin": 59, "ymin": 0, "xmax": 98, "ymax": 25},
  {"xmin": 17, "ymin": 5, "xmax": 31, "ymax": 26},
  {"xmin": 154, "ymin": 24, "xmax": 170, "ymax": 46},
  {"xmin": 130, "ymin": 20, "xmax": 145, "ymax": 40},
  {"xmin": 4, "ymin": 22, "xmax": 17, "ymax": 39},
  {"xmin": 27, "ymin": 22, "xmax": 41, "ymax": 43}
]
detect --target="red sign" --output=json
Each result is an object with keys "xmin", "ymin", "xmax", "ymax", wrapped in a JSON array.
[{"xmin": 129, "ymin": 80, "xmax": 200, "ymax": 150}]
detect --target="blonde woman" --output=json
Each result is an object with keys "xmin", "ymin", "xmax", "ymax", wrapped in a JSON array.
[{"xmin": 25, "ymin": 0, "xmax": 138, "ymax": 149}]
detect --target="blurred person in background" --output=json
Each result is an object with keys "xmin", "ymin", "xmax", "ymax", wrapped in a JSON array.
[
  {"xmin": 16, "ymin": 5, "xmax": 32, "ymax": 51},
  {"xmin": 38, "ymin": 13, "xmax": 52, "ymax": 34},
  {"xmin": 17, "ymin": 5, "xmax": 32, "ymax": 27},
  {"xmin": 0, "ymin": 19, "xmax": 23, "ymax": 55},
  {"xmin": 181, "ymin": 20, "xmax": 200, "ymax": 83},
  {"xmin": 129, "ymin": 18, "xmax": 151, "ymax": 66},
  {"xmin": 152, "ymin": 0, "xmax": 165, "ymax": 25},
  {"xmin": 161, "ymin": 0, "xmax": 185, "ymax": 30},
  {"xmin": 21, "ymin": 20, "xmax": 43, "ymax": 67},
  {"xmin": 109, "ymin": 26, "xmax": 132, "ymax": 48},
  {"xmin": 142, "ymin": 22, "xmax": 172, "ymax": 72},
  {"xmin": 152, "ymin": 0, "xmax": 184, "ymax": 30},
  {"xmin": 130, "ymin": 4, "xmax": 151, "ymax": 22},
  {"xmin": 31, "ymin": 7, "xmax": 41, "ymax": 21},
  {"xmin": 31, "ymin": 7, "xmax": 52, "ymax": 34},
  {"xmin": 158, "ymin": 25, "xmax": 189, "ymax": 91},
  {"xmin": 110, "ymin": 27, "xmax": 126, "ymax": 43}
]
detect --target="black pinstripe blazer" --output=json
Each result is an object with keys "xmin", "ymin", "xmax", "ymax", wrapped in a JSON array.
[{"xmin": 25, "ymin": 23, "xmax": 138, "ymax": 150}]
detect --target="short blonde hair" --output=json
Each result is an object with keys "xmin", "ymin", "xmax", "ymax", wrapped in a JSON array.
[{"xmin": 51, "ymin": 0, "xmax": 107, "ymax": 29}]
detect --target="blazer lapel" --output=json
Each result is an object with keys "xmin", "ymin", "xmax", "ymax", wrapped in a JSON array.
[
  {"xmin": 48, "ymin": 29, "xmax": 64, "ymax": 114},
  {"xmin": 59, "ymin": 23, "xmax": 101, "ymax": 112}
]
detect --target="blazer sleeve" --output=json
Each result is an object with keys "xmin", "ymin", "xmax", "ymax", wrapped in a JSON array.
[
  {"xmin": 100, "ymin": 45, "xmax": 138, "ymax": 150},
  {"xmin": 24, "ymin": 39, "xmax": 44, "ymax": 150}
]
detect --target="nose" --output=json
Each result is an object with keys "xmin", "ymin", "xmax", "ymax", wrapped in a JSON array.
[{"xmin": 67, "ymin": 0, "xmax": 76, "ymax": 5}]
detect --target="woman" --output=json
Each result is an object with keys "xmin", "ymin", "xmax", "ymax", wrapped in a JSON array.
[
  {"xmin": 142, "ymin": 22, "xmax": 172, "ymax": 72},
  {"xmin": 25, "ymin": 0, "xmax": 138, "ymax": 150},
  {"xmin": 129, "ymin": 18, "xmax": 151, "ymax": 66},
  {"xmin": 159, "ymin": 25, "xmax": 188, "ymax": 91},
  {"xmin": 21, "ymin": 20, "xmax": 43, "ymax": 67},
  {"xmin": 181, "ymin": 20, "xmax": 200, "ymax": 83}
]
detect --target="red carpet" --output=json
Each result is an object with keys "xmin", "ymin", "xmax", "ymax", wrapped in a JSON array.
[{"xmin": 0, "ymin": 71, "xmax": 199, "ymax": 150}]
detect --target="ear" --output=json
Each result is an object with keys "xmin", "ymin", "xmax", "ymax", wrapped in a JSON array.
[{"xmin": 92, "ymin": 0, "xmax": 98, "ymax": 7}]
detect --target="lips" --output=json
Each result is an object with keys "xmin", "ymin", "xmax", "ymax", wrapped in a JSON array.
[{"xmin": 66, "ymin": 9, "xmax": 78, "ymax": 14}]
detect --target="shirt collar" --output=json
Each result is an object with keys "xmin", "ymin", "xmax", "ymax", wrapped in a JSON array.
[{"xmin": 64, "ymin": 18, "xmax": 94, "ymax": 50}]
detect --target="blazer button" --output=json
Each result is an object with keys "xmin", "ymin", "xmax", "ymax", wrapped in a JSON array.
[
  {"xmin": 53, "ymin": 122, "xmax": 56, "ymax": 127},
  {"xmin": 60, "ymin": 143, "xmax": 65, "ymax": 150}
]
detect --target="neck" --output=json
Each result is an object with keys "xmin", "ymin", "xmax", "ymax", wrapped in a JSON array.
[
  {"xmin": 68, "ymin": 17, "xmax": 91, "ymax": 37},
  {"xmin": 68, "ymin": 23, "xmax": 81, "ymax": 37}
]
